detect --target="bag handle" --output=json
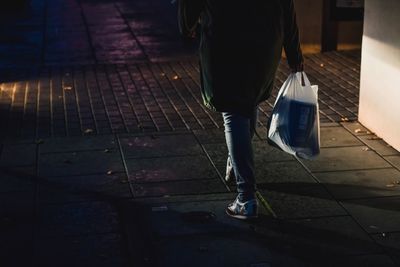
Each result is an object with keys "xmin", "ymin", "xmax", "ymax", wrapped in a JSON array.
[{"xmin": 295, "ymin": 72, "xmax": 311, "ymax": 87}]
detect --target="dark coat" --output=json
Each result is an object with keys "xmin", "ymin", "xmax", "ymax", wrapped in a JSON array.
[{"xmin": 178, "ymin": 0, "xmax": 303, "ymax": 117}]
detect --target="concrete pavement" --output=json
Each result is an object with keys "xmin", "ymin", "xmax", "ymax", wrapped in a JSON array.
[{"xmin": 1, "ymin": 0, "xmax": 400, "ymax": 266}]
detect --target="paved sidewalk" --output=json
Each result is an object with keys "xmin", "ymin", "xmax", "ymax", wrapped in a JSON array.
[
  {"xmin": 0, "ymin": 51, "xmax": 361, "ymax": 139},
  {"xmin": 1, "ymin": 0, "xmax": 400, "ymax": 266},
  {"xmin": 0, "ymin": 0, "xmax": 195, "ymax": 67},
  {"xmin": 1, "ymin": 121, "xmax": 400, "ymax": 266}
]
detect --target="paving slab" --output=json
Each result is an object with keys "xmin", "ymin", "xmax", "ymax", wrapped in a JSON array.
[
  {"xmin": 39, "ymin": 135, "xmax": 117, "ymax": 153},
  {"xmin": 314, "ymin": 168, "xmax": 400, "ymax": 199},
  {"xmin": 319, "ymin": 126, "xmax": 362, "ymax": 148},
  {"xmin": 262, "ymin": 216, "xmax": 382, "ymax": 257},
  {"xmin": 372, "ymin": 232, "xmax": 400, "ymax": 265},
  {"xmin": 37, "ymin": 201, "xmax": 120, "ymax": 237},
  {"xmin": 255, "ymin": 161, "xmax": 317, "ymax": 185},
  {"xmin": 332, "ymin": 254, "xmax": 397, "ymax": 267},
  {"xmin": 204, "ymin": 141, "xmax": 295, "ymax": 169},
  {"xmin": 0, "ymin": 143, "xmax": 37, "ymax": 166},
  {"xmin": 34, "ymin": 233, "xmax": 129, "ymax": 267},
  {"xmin": 133, "ymin": 193, "xmax": 236, "ymax": 205},
  {"xmin": 202, "ymin": 143, "xmax": 229, "ymax": 167},
  {"xmin": 258, "ymin": 187, "xmax": 347, "ymax": 219},
  {"xmin": 1, "ymin": 229, "xmax": 34, "ymax": 267},
  {"xmin": 155, "ymin": 234, "xmax": 305, "ymax": 267},
  {"xmin": 358, "ymin": 135, "xmax": 400, "ymax": 156},
  {"xmin": 253, "ymin": 141, "xmax": 296, "ymax": 162},
  {"xmin": 301, "ymin": 146, "xmax": 391, "ymax": 172},
  {"xmin": 192, "ymin": 128, "xmax": 226, "ymax": 144},
  {"xmin": 131, "ymin": 178, "xmax": 228, "ymax": 197},
  {"xmin": 0, "ymin": 166, "xmax": 35, "ymax": 193},
  {"xmin": 320, "ymin": 122, "xmax": 341, "ymax": 128},
  {"xmin": 119, "ymin": 133, "xmax": 203, "ymax": 159},
  {"xmin": 341, "ymin": 121, "xmax": 371, "ymax": 136},
  {"xmin": 0, "ymin": 192, "xmax": 35, "ymax": 267},
  {"xmin": 38, "ymin": 149, "xmax": 124, "ymax": 177},
  {"xmin": 126, "ymin": 155, "xmax": 218, "ymax": 182},
  {"xmin": 37, "ymin": 173, "xmax": 132, "ymax": 204},
  {"xmin": 253, "ymin": 126, "xmax": 269, "ymax": 141},
  {"xmin": 342, "ymin": 197, "xmax": 400, "ymax": 233},
  {"xmin": 385, "ymin": 155, "xmax": 400, "ymax": 170},
  {"xmin": 0, "ymin": 192, "xmax": 35, "ymax": 230}
]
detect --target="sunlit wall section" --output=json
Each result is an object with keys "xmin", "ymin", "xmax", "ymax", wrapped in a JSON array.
[{"xmin": 359, "ymin": 0, "xmax": 400, "ymax": 151}]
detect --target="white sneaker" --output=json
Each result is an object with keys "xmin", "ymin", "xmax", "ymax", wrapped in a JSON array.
[{"xmin": 226, "ymin": 197, "xmax": 258, "ymax": 220}]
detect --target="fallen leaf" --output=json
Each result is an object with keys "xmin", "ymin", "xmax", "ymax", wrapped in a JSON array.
[
  {"xmin": 368, "ymin": 136, "xmax": 383, "ymax": 140},
  {"xmin": 354, "ymin": 128, "xmax": 367, "ymax": 134}
]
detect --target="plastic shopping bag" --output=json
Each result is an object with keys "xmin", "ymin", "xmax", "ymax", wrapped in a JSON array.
[{"xmin": 267, "ymin": 72, "xmax": 320, "ymax": 159}]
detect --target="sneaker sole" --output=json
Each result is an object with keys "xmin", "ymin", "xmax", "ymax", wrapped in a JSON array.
[{"xmin": 225, "ymin": 208, "xmax": 258, "ymax": 220}]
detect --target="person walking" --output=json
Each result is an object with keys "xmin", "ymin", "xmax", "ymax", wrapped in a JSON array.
[{"xmin": 178, "ymin": 0, "xmax": 304, "ymax": 220}]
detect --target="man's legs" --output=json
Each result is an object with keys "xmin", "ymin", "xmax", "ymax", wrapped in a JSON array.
[
  {"xmin": 225, "ymin": 108, "xmax": 258, "ymax": 185},
  {"xmin": 222, "ymin": 108, "xmax": 258, "ymax": 202}
]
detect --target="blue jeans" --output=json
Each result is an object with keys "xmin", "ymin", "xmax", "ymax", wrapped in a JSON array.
[{"xmin": 222, "ymin": 108, "xmax": 258, "ymax": 201}]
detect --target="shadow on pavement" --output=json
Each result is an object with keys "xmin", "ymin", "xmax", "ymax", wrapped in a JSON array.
[{"xmin": 1, "ymin": 165, "xmax": 399, "ymax": 266}]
